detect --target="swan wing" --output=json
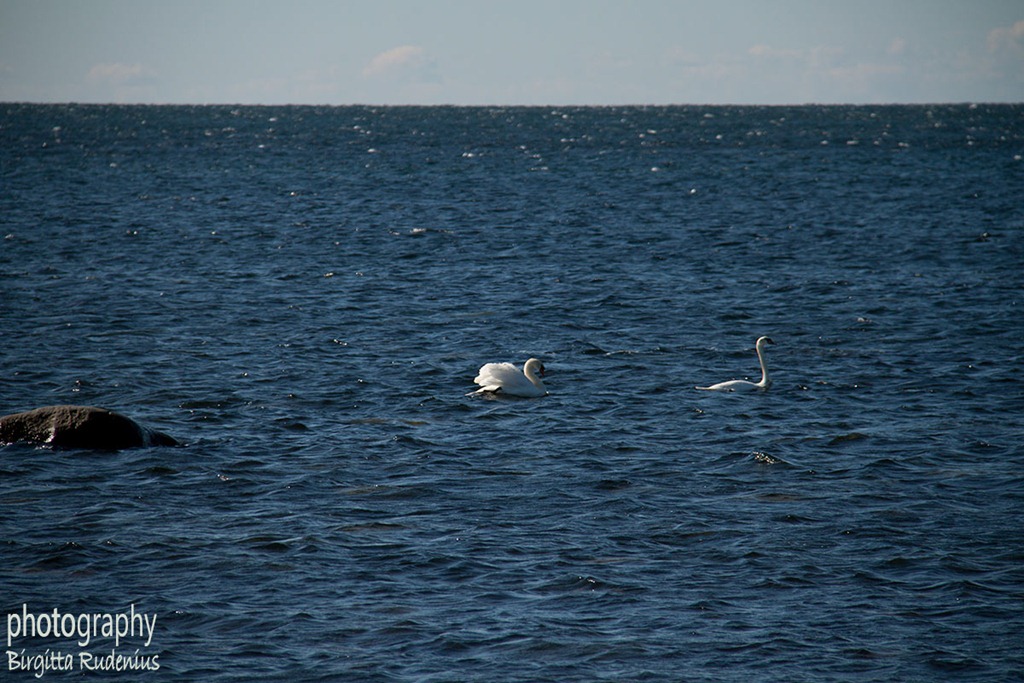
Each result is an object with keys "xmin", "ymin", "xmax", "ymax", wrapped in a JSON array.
[
  {"xmin": 474, "ymin": 362, "xmax": 520, "ymax": 390},
  {"xmin": 696, "ymin": 379, "xmax": 761, "ymax": 392}
]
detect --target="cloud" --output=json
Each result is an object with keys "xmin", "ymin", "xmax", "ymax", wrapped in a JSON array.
[
  {"xmin": 987, "ymin": 20, "xmax": 1024, "ymax": 53},
  {"xmin": 748, "ymin": 44, "xmax": 802, "ymax": 60},
  {"xmin": 87, "ymin": 62, "xmax": 155, "ymax": 85},
  {"xmin": 827, "ymin": 62, "xmax": 905, "ymax": 85},
  {"xmin": 748, "ymin": 44, "xmax": 843, "ymax": 67},
  {"xmin": 887, "ymin": 38, "xmax": 906, "ymax": 56},
  {"xmin": 362, "ymin": 45, "xmax": 433, "ymax": 79}
]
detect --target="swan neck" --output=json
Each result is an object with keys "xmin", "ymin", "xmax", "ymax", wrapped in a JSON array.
[{"xmin": 756, "ymin": 344, "xmax": 770, "ymax": 387}]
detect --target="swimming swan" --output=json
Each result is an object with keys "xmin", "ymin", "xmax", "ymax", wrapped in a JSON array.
[
  {"xmin": 470, "ymin": 358, "xmax": 547, "ymax": 397},
  {"xmin": 696, "ymin": 336, "xmax": 774, "ymax": 392}
]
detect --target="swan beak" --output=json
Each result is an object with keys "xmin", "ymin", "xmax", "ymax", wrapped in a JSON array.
[{"xmin": 539, "ymin": 365, "xmax": 546, "ymax": 377}]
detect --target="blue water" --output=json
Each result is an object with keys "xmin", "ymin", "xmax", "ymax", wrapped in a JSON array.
[{"xmin": 2, "ymin": 104, "xmax": 1023, "ymax": 681}]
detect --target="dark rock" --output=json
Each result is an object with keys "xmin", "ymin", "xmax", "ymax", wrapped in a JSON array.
[{"xmin": 0, "ymin": 405, "xmax": 178, "ymax": 450}]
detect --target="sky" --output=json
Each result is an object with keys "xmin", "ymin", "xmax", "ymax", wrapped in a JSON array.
[{"xmin": 1, "ymin": 0, "xmax": 1022, "ymax": 106}]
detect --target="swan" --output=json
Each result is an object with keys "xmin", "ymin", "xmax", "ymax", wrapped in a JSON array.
[
  {"xmin": 470, "ymin": 358, "xmax": 547, "ymax": 397},
  {"xmin": 696, "ymin": 336, "xmax": 774, "ymax": 392}
]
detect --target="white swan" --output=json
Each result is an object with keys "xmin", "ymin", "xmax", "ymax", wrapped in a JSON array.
[
  {"xmin": 470, "ymin": 358, "xmax": 547, "ymax": 397},
  {"xmin": 696, "ymin": 336, "xmax": 774, "ymax": 392}
]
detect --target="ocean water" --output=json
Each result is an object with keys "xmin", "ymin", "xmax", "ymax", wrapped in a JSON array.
[{"xmin": 1, "ymin": 103, "xmax": 1023, "ymax": 681}]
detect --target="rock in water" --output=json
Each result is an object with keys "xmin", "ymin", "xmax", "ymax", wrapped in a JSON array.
[{"xmin": 0, "ymin": 405, "xmax": 178, "ymax": 449}]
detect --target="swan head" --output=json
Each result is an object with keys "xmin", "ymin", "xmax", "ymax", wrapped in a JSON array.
[
  {"xmin": 524, "ymin": 358, "xmax": 546, "ymax": 378},
  {"xmin": 756, "ymin": 336, "xmax": 775, "ymax": 349}
]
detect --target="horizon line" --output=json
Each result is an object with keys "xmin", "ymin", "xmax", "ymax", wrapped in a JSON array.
[{"xmin": 4, "ymin": 100, "xmax": 1022, "ymax": 108}]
